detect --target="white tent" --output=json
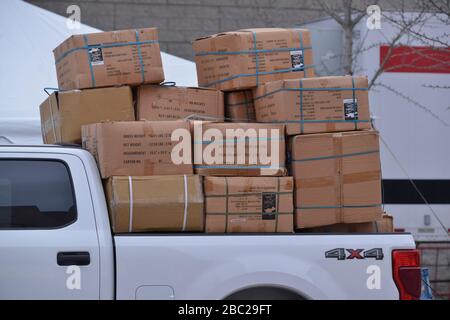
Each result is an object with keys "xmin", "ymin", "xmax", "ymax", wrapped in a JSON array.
[{"xmin": 0, "ymin": 0, "xmax": 198, "ymax": 144}]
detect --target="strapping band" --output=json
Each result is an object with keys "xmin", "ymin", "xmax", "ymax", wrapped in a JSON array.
[
  {"xmin": 254, "ymin": 87, "xmax": 368, "ymax": 101},
  {"xmin": 54, "ymin": 39, "xmax": 159, "ymax": 63},
  {"xmin": 296, "ymin": 204, "xmax": 382, "ymax": 210},
  {"xmin": 200, "ymin": 66, "xmax": 314, "ymax": 88},
  {"xmin": 83, "ymin": 34, "xmax": 96, "ymax": 88},
  {"xmin": 128, "ymin": 176, "xmax": 133, "ymax": 233},
  {"xmin": 299, "ymin": 79, "xmax": 304, "ymax": 134},
  {"xmin": 252, "ymin": 31, "xmax": 259, "ymax": 86},
  {"xmin": 225, "ymin": 177, "xmax": 229, "ymax": 233},
  {"xmin": 195, "ymin": 46, "xmax": 312, "ymax": 56},
  {"xmin": 290, "ymin": 150, "xmax": 379, "ymax": 163},
  {"xmin": 135, "ymin": 30, "xmax": 146, "ymax": 83},
  {"xmin": 208, "ymin": 212, "xmax": 292, "ymax": 215},
  {"xmin": 47, "ymin": 95, "xmax": 57, "ymax": 143},
  {"xmin": 245, "ymin": 91, "xmax": 251, "ymax": 120},
  {"xmin": 298, "ymin": 30, "xmax": 306, "ymax": 78},
  {"xmin": 352, "ymin": 76, "xmax": 357, "ymax": 130},
  {"xmin": 205, "ymin": 191, "xmax": 292, "ymax": 198},
  {"xmin": 194, "ymin": 165, "xmax": 286, "ymax": 169},
  {"xmin": 182, "ymin": 174, "xmax": 188, "ymax": 232},
  {"xmin": 274, "ymin": 177, "xmax": 280, "ymax": 232},
  {"xmin": 255, "ymin": 80, "xmax": 368, "ymax": 125}
]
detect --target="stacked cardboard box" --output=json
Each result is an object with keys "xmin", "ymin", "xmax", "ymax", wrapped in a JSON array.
[
  {"xmin": 54, "ymin": 28, "xmax": 164, "ymax": 90},
  {"xmin": 137, "ymin": 84, "xmax": 224, "ymax": 121},
  {"xmin": 36, "ymin": 26, "xmax": 389, "ymax": 234},
  {"xmin": 39, "ymin": 86, "xmax": 135, "ymax": 144},
  {"xmin": 105, "ymin": 175, "xmax": 204, "ymax": 233},
  {"xmin": 189, "ymin": 119, "xmax": 294, "ymax": 232},
  {"xmin": 299, "ymin": 214, "xmax": 394, "ymax": 233},
  {"xmin": 82, "ymin": 120, "xmax": 193, "ymax": 178},
  {"xmin": 192, "ymin": 122, "xmax": 287, "ymax": 177},
  {"xmin": 194, "ymin": 28, "xmax": 383, "ymax": 231},
  {"xmin": 40, "ymin": 28, "xmax": 215, "ymax": 233},
  {"xmin": 204, "ymin": 177, "xmax": 294, "ymax": 233},
  {"xmin": 191, "ymin": 28, "xmax": 307, "ymax": 233},
  {"xmin": 224, "ymin": 91, "xmax": 256, "ymax": 122},
  {"xmin": 193, "ymin": 28, "xmax": 314, "ymax": 91},
  {"xmin": 288, "ymin": 130, "xmax": 383, "ymax": 228},
  {"xmin": 253, "ymin": 75, "xmax": 371, "ymax": 135}
]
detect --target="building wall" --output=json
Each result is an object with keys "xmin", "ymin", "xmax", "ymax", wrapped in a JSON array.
[
  {"xmin": 25, "ymin": 0, "xmax": 334, "ymax": 60},
  {"xmin": 26, "ymin": 0, "xmax": 421, "ymax": 60}
]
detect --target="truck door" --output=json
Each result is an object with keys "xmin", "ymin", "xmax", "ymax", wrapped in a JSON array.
[{"xmin": 0, "ymin": 155, "xmax": 100, "ymax": 299}]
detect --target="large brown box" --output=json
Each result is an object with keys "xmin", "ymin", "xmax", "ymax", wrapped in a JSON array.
[
  {"xmin": 299, "ymin": 214, "xmax": 394, "ymax": 233},
  {"xmin": 289, "ymin": 130, "xmax": 383, "ymax": 229},
  {"xmin": 105, "ymin": 175, "xmax": 204, "ymax": 233},
  {"xmin": 192, "ymin": 122, "xmax": 286, "ymax": 176},
  {"xmin": 204, "ymin": 176, "xmax": 294, "ymax": 233},
  {"xmin": 225, "ymin": 90, "xmax": 256, "ymax": 122},
  {"xmin": 39, "ymin": 86, "xmax": 135, "ymax": 144},
  {"xmin": 137, "ymin": 85, "xmax": 224, "ymax": 121},
  {"xmin": 82, "ymin": 120, "xmax": 193, "ymax": 178},
  {"xmin": 54, "ymin": 28, "xmax": 164, "ymax": 90},
  {"xmin": 253, "ymin": 76, "xmax": 371, "ymax": 135},
  {"xmin": 193, "ymin": 28, "xmax": 314, "ymax": 91}
]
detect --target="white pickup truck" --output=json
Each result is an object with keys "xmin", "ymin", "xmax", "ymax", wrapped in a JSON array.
[{"xmin": 0, "ymin": 145, "xmax": 422, "ymax": 300}]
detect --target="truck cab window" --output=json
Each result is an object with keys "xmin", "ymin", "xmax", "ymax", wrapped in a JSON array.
[{"xmin": 0, "ymin": 160, "xmax": 76, "ymax": 229}]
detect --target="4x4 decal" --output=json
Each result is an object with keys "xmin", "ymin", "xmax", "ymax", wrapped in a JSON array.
[{"xmin": 325, "ymin": 248, "xmax": 384, "ymax": 260}]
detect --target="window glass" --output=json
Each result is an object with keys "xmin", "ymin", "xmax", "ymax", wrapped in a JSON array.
[{"xmin": 0, "ymin": 160, "xmax": 77, "ymax": 228}]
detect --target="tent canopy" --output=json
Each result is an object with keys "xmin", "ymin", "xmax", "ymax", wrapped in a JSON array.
[{"xmin": 0, "ymin": 0, "xmax": 198, "ymax": 144}]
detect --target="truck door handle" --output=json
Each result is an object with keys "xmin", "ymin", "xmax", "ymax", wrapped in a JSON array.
[{"xmin": 57, "ymin": 252, "xmax": 90, "ymax": 266}]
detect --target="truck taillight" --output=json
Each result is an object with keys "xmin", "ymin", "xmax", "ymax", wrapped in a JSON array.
[{"xmin": 392, "ymin": 249, "xmax": 421, "ymax": 300}]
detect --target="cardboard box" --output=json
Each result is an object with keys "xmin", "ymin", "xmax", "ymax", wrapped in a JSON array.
[
  {"xmin": 225, "ymin": 90, "xmax": 256, "ymax": 122},
  {"xmin": 297, "ymin": 214, "xmax": 393, "ymax": 233},
  {"xmin": 192, "ymin": 122, "xmax": 286, "ymax": 176},
  {"xmin": 253, "ymin": 76, "xmax": 371, "ymax": 135},
  {"xmin": 377, "ymin": 214, "xmax": 394, "ymax": 233},
  {"xmin": 289, "ymin": 130, "xmax": 383, "ymax": 228},
  {"xmin": 193, "ymin": 28, "xmax": 314, "ymax": 91},
  {"xmin": 204, "ymin": 176, "xmax": 294, "ymax": 233},
  {"xmin": 105, "ymin": 175, "xmax": 204, "ymax": 233},
  {"xmin": 82, "ymin": 120, "xmax": 193, "ymax": 178},
  {"xmin": 54, "ymin": 28, "xmax": 164, "ymax": 90},
  {"xmin": 298, "ymin": 222, "xmax": 377, "ymax": 233},
  {"xmin": 39, "ymin": 86, "xmax": 135, "ymax": 144},
  {"xmin": 137, "ymin": 84, "xmax": 224, "ymax": 121}
]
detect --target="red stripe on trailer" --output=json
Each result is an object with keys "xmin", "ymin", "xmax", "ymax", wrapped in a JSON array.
[{"xmin": 380, "ymin": 45, "xmax": 450, "ymax": 74}]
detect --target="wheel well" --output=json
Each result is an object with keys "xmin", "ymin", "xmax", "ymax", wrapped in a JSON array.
[{"xmin": 224, "ymin": 286, "xmax": 306, "ymax": 300}]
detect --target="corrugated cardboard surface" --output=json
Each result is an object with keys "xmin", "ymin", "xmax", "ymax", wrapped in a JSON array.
[
  {"xmin": 298, "ymin": 214, "xmax": 394, "ymax": 233},
  {"xmin": 377, "ymin": 214, "xmax": 394, "ymax": 233},
  {"xmin": 253, "ymin": 76, "xmax": 371, "ymax": 135},
  {"xmin": 54, "ymin": 28, "xmax": 164, "ymax": 90},
  {"xmin": 289, "ymin": 130, "xmax": 382, "ymax": 228},
  {"xmin": 137, "ymin": 85, "xmax": 224, "ymax": 121},
  {"xmin": 298, "ymin": 221, "xmax": 377, "ymax": 233},
  {"xmin": 204, "ymin": 176, "xmax": 294, "ymax": 233},
  {"xmin": 225, "ymin": 90, "xmax": 256, "ymax": 122},
  {"xmin": 105, "ymin": 175, "xmax": 204, "ymax": 233},
  {"xmin": 39, "ymin": 86, "xmax": 135, "ymax": 144},
  {"xmin": 193, "ymin": 28, "xmax": 314, "ymax": 91},
  {"xmin": 192, "ymin": 122, "xmax": 286, "ymax": 176},
  {"xmin": 82, "ymin": 120, "xmax": 193, "ymax": 178}
]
